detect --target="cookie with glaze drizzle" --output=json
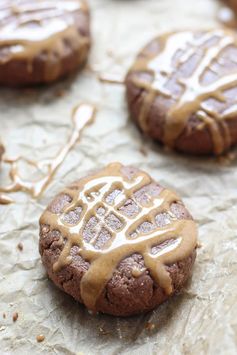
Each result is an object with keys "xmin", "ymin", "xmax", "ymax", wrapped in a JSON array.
[
  {"xmin": 126, "ymin": 29, "xmax": 237, "ymax": 155},
  {"xmin": 39, "ymin": 163, "xmax": 197, "ymax": 316},
  {"xmin": 0, "ymin": 0, "xmax": 90, "ymax": 86}
]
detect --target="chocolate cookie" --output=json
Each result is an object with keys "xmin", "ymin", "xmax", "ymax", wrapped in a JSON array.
[
  {"xmin": 0, "ymin": 0, "xmax": 90, "ymax": 86},
  {"xmin": 126, "ymin": 29, "xmax": 237, "ymax": 155},
  {"xmin": 39, "ymin": 163, "xmax": 197, "ymax": 317}
]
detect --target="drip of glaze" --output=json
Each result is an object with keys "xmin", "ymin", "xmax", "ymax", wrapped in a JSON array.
[
  {"xmin": 129, "ymin": 30, "xmax": 237, "ymax": 155},
  {"xmin": 40, "ymin": 163, "xmax": 198, "ymax": 312},
  {"xmin": 0, "ymin": 193, "xmax": 13, "ymax": 204},
  {"xmin": 98, "ymin": 73, "xmax": 124, "ymax": 85},
  {"xmin": 131, "ymin": 267, "xmax": 146, "ymax": 278},
  {"xmin": 0, "ymin": 0, "xmax": 89, "ymax": 80},
  {"xmin": 0, "ymin": 104, "xmax": 96, "ymax": 202}
]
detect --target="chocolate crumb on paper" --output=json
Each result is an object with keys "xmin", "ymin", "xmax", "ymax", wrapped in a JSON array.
[
  {"xmin": 17, "ymin": 242, "xmax": 23, "ymax": 251},
  {"xmin": 0, "ymin": 104, "xmax": 96, "ymax": 203},
  {"xmin": 12, "ymin": 312, "xmax": 18, "ymax": 322},
  {"xmin": 36, "ymin": 334, "xmax": 45, "ymax": 343}
]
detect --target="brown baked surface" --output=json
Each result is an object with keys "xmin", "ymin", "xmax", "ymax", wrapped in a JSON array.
[
  {"xmin": 0, "ymin": 0, "xmax": 90, "ymax": 86},
  {"xmin": 39, "ymin": 163, "xmax": 197, "ymax": 317},
  {"xmin": 126, "ymin": 29, "xmax": 237, "ymax": 156}
]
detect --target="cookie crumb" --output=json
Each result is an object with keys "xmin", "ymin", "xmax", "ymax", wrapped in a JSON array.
[
  {"xmin": 36, "ymin": 334, "xmax": 45, "ymax": 343},
  {"xmin": 12, "ymin": 312, "xmax": 18, "ymax": 322},
  {"xmin": 145, "ymin": 322, "xmax": 155, "ymax": 331},
  {"xmin": 0, "ymin": 326, "xmax": 6, "ymax": 331},
  {"xmin": 17, "ymin": 242, "xmax": 23, "ymax": 251}
]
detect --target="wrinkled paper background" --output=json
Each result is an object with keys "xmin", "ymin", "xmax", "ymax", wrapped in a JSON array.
[{"xmin": 1, "ymin": 0, "xmax": 237, "ymax": 354}]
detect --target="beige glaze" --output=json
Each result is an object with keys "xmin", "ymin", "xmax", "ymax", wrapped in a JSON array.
[
  {"xmin": 98, "ymin": 73, "xmax": 124, "ymax": 85},
  {"xmin": 131, "ymin": 267, "xmax": 146, "ymax": 278},
  {"xmin": 0, "ymin": 193, "xmax": 13, "ymax": 204},
  {"xmin": 0, "ymin": 0, "xmax": 89, "ymax": 80},
  {"xmin": 0, "ymin": 143, "xmax": 11, "ymax": 204},
  {"xmin": 40, "ymin": 163, "xmax": 197, "ymax": 312},
  {"xmin": 0, "ymin": 104, "xmax": 95, "ymax": 201},
  {"xmin": 129, "ymin": 29, "xmax": 237, "ymax": 155}
]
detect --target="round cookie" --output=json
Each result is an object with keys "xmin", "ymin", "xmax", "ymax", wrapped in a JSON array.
[
  {"xmin": 39, "ymin": 163, "xmax": 197, "ymax": 317},
  {"xmin": 0, "ymin": 0, "xmax": 90, "ymax": 86},
  {"xmin": 126, "ymin": 29, "xmax": 237, "ymax": 155}
]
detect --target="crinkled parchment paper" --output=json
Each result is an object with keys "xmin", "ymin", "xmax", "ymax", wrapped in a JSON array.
[{"xmin": 1, "ymin": 0, "xmax": 237, "ymax": 354}]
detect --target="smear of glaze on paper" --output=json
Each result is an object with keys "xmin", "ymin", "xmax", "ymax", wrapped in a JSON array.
[{"xmin": 0, "ymin": 104, "xmax": 96, "ymax": 204}]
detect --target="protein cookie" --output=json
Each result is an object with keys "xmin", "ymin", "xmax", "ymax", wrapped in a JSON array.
[
  {"xmin": 126, "ymin": 29, "xmax": 237, "ymax": 155},
  {"xmin": 39, "ymin": 163, "xmax": 197, "ymax": 317},
  {"xmin": 0, "ymin": 0, "xmax": 90, "ymax": 86}
]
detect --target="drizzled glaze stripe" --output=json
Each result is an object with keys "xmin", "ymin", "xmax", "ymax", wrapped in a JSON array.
[
  {"xmin": 129, "ymin": 29, "xmax": 237, "ymax": 155},
  {"xmin": 40, "ymin": 163, "xmax": 197, "ymax": 312},
  {"xmin": 0, "ymin": 104, "xmax": 96, "ymax": 201},
  {"xmin": 0, "ymin": 143, "xmax": 11, "ymax": 204}
]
